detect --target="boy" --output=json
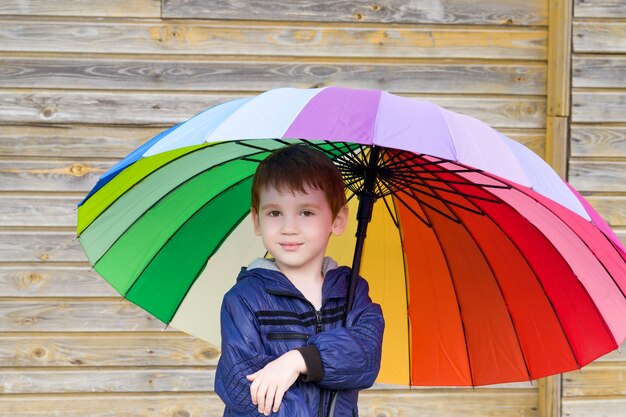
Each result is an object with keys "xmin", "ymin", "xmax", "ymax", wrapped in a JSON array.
[{"xmin": 215, "ymin": 145, "xmax": 384, "ymax": 417}]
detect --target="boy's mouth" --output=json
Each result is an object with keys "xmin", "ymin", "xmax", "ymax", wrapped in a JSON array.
[{"xmin": 279, "ymin": 243, "xmax": 303, "ymax": 251}]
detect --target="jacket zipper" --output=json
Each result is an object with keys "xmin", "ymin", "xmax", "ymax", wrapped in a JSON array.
[
  {"xmin": 267, "ymin": 332, "xmax": 309, "ymax": 340},
  {"xmin": 266, "ymin": 289, "xmax": 327, "ymax": 417}
]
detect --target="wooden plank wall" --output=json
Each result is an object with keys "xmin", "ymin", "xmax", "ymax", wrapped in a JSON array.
[
  {"xmin": 563, "ymin": 0, "xmax": 626, "ymax": 416},
  {"xmin": 0, "ymin": 0, "xmax": 621, "ymax": 416}
]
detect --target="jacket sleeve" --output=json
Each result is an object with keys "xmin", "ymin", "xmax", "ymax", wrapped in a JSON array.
[
  {"xmin": 301, "ymin": 276, "xmax": 385, "ymax": 390},
  {"xmin": 214, "ymin": 288, "xmax": 312, "ymax": 417}
]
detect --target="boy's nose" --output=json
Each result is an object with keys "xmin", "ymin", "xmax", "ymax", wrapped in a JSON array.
[{"xmin": 280, "ymin": 215, "xmax": 299, "ymax": 234}]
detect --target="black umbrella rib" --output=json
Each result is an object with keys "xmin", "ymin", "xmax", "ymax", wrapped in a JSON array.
[
  {"xmin": 383, "ymin": 152, "xmax": 433, "ymax": 170},
  {"xmin": 383, "ymin": 187, "xmax": 431, "ymax": 227},
  {"xmin": 428, "ymin": 185, "xmax": 534, "ymax": 382},
  {"xmin": 388, "ymin": 170, "xmax": 491, "ymax": 214},
  {"xmin": 388, "ymin": 196, "xmax": 413, "ymax": 386},
  {"xmin": 384, "ymin": 175, "xmax": 478, "ymax": 220},
  {"xmin": 386, "ymin": 168, "xmax": 506, "ymax": 205},
  {"xmin": 235, "ymin": 140, "xmax": 277, "ymax": 153},
  {"xmin": 388, "ymin": 170, "xmax": 510, "ymax": 190},
  {"xmin": 384, "ymin": 175, "xmax": 463, "ymax": 225},
  {"xmin": 375, "ymin": 181, "xmax": 400, "ymax": 228}
]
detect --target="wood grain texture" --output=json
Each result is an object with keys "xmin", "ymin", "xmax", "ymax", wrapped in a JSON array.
[
  {"xmin": 0, "ymin": 159, "xmax": 106, "ymax": 192},
  {"xmin": 0, "ymin": 266, "xmax": 115, "ymax": 296},
  {"xmin": 572, "ymin": 92, "xmax": 626, "ymax": 123},
  {"xmin": 0, "ymin": 390, "xmax": 538, "ymax": 417},
  {"xmin": 573, "ymin": 57, "xmax": 626, "ymax": 88},
  {"xmin": 0, "ymin": 334, "xmax": 219, "ymax": 367},
  {"xmin": 568, "ymin": 160, "xmax": 626, "ymax": 192},
  {"xmin": 0, "ymin": 20, "xmax": 547, "ymax": 60},
  {"xmin": 0, "ymin": 125, "xmax": 164, "ymax": 158},
  {"xmin": 163, "ymin": 0, "xmax": 548, "ymax": 26},
  {"xmin": 562, "ymin": 363, "xmax": 626, "ymax": 397},
  {"xmin": 0, "ymin": 195, "xmax": 80, "ymax": 227},
  {"xmin": 0, "ymin": 393, "xmax": 223, "ymax": 417},
  {"xmin": 583, "ymin": 196, "xmax": 626, "ymax": 227},
  {"xmin": 0, "ymin": 368, "xmax": 213, "ymax": 393},
  {"xmin": 0, "ymin": 0, "xmax": 160, "ymax": 17},
  {"xmin": 575, "ymin": 0, "xmax": 626, "ymax": 18},
  {"xmin": 0, "ymin": 92, "xmax": 547, "ymax": 128},
  {"xmin": 0, "ymin": 300, "xmax": 170, "ymax": 332},
  {"xmin": 562, "ymin": 398, "xmax": 626, "ymax": 417},
  {"xmin": 0, "ymin": 231, "xmax": 86, "ymax": 263},
  {"xmin": 571, "ymin": 126, "xmax": 626, "ymax": 157},
  {"xmin": 574, "ymin": 21, "xmax": 626, "ymax": 53},
  {"xmin": 0, "ymin": 57, "xmax": 547, "ymax": 95}
]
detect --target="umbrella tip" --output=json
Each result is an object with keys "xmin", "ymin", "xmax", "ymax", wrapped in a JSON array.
[
  {"xmin": 73, "ymin": 234, "xmax": 80, "ymax": 241},
  {"xmin": 163, "ymin": 324, "xmax": 170, "ymax": 331}
]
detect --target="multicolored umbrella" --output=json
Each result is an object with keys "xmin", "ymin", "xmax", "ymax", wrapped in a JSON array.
[{"xmin": 77, "ymin": 86, "xmax": 626, "ymax": 387}]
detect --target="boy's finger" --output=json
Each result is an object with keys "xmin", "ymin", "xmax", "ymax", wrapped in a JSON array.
[
  {"xmin": 273, "ymin": 388, "xmax": 285, "ymax": 413},
  {"xmin": 264, "ymin": 385, "xmax": 277, "ymax": 416},
  {"xmin": 256, "ymin": 382, "xmax": 268, "ymax": 413},
  {"xmin": 249, "ymin": 378, "xmax": 259, "ymax": 405},
  {"xmin": 246, "ymin": 370, "xmax": 260, "ymax": 381}
]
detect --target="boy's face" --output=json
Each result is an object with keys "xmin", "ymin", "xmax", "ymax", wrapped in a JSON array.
[{"xmin": 251, "ymin": 183, "xmax": 348, "ymax": 277}]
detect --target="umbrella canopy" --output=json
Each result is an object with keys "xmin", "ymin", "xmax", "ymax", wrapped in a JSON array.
[{"xmin": 77, "ymin": 86, "xmax": 626, "ymax": 387}]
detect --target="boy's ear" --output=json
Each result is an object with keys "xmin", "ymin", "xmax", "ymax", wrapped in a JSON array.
[
  {"xmin": 331, "ymin": 204, "xmax": 349, "ymax": 236},
  {"xmin": 250, "ymin": 208, "xmax": 261, "ymax": 236}
]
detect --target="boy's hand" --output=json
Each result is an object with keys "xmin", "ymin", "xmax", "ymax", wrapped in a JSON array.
[{"xmin": 246, "ymin": 350, "xmax": 307, "ymax": 415}]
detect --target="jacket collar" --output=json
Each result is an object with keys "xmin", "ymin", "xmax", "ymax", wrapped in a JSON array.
[{"xmin": 238, "ymin": 257, "xmax": 350, "ymax": 301}]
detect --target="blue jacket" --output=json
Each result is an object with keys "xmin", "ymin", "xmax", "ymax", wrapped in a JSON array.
[{"xmin": 214, "ymin": 258, "xmax": 384, "ymax": 417}]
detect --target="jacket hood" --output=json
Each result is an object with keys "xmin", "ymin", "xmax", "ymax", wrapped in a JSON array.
[{"xmin": 236, "ymin": 256, "xmax": 350, "ymax": 301}]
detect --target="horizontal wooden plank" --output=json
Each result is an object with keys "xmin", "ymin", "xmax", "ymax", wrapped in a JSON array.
[
  {"xmin": 0, "ymin": 159, "xmax": 106, "ymax": 192},
  {"xmin": 0, "ymin": 393, "xmax": 221, "ymax": 417},
  {"xmin": 0, "ymin": 232, "xmax": 86, "ymax": 263},
  {"xmin": 572, "ymin": 92, "xmax": 626, "ymax": 123},
  {"xmin": 0, "ymin": 0, "xmax": 160, "ymax": 17},
  {"xmin": 0, "ymin": 368, "xmax": 213, "ymax": 394},
  {"xmin": 569, "ymin": 160, "xmax": 626, "ymax": 192},
  {"xmin": 0, "ymin": 20, "xmax": 547, "ymax": 60},
  {"xmin": 0, "ymin": 334, "xmax": 219, "ymax": 367},
  {"xmin": 574, "ymin": 21, "xmax": 626, "ymax": 53},
  {"xmin": 0, "ymin": 91, "xmax": 227, "ymax": 125},
  {"xmin": 573, "ymin": 56, "xmax": 626, "ymax": 88},
  {"xmin": 563, "ymin": 363, "xmax": 626, "ymax": 397},
  {"xmin": 0, "ymin": 125, "xmax": 163, "ymax": 158},
  {"xmin": 571, "ymin": 126, "xmax": 626, "ymax": 158},
  {"xmin": 0, "ymin": 91, "xmax": 546, "ymax": 128},
  {"xmin": 163, "ymin": 0, "xmax": 548, "ymax": 26},
  {"xmin": 0, "ymin": 266, "xmax": 116, "ymax": 296},
  {"xmin": 0, "ymin": 300, "xmax": 169, "ymax": 332},
  {"xmin": 567, "ymin": 393, "xmax": 626, "ymax": 416},
  {"xmin": 562, "ymin": 397, "xmax": 626, "ymax": 417},
  {"xmin": 575, "ymin": 0, "xmax": 626, "ymax": 18},
  {"xmin": 0, "ymin": 390, "xmax": 538, "ymax": 417},
  {"xmin": 583, "ymin": 195, "xmax": 626, "ymax": 227},
  {"xmin": 0, "ymin": 57, "xmax": 546, "ymax": 95},
  {"xmin": 0, "ymin": 195, "xmax": 81, "ymax": 228}
]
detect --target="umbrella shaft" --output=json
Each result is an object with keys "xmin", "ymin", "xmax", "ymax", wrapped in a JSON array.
[{"xmin": 346, "ymin": 146, "xmax": 380, "ymax": 314}]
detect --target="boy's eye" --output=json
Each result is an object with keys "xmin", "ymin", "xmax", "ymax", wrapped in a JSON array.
[
  {"xmin": 301, "ymin": 210, "xmax": 314, "ymax": 217},
  {"xmin": 267, "ymin": 210, "xmax": 281, "ymax": 217}
]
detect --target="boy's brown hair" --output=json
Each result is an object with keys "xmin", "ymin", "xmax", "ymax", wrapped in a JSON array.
[{"xmin": 251, "ymin": 145, "xmax": 346, "ymax": 217}]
